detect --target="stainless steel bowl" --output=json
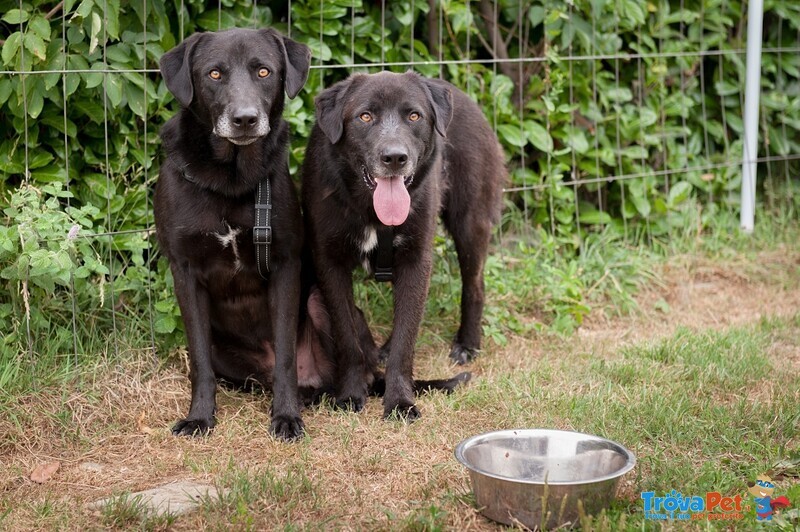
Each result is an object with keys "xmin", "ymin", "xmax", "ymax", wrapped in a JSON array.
[{"xmin": 455, "ymin": 429, "xmax": 635, "ymax": 529}]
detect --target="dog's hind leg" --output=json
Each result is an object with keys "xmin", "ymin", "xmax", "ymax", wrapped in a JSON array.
[
  {"xmin": 315, "ymin": 268, "xmax": 375, "ymax": 412},
  {"xmin": 445, "ymin": 211, "xmax": 494, "ymax": 365}
]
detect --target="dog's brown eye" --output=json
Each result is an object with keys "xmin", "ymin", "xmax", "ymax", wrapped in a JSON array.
[
  {"xmin": 258, "ymin": 67, "xmax": 270, "ymax": 78},
  {"xmin": 209, "ymin": 69, "xmax": 221, "ymax": 80},
  {"xmin": 359, "ymin": 112, "xmax": 372, "ymax": 123},
  {"xmin": 409, "ymin": 112, "xmax": 420, "ymax": 122}
]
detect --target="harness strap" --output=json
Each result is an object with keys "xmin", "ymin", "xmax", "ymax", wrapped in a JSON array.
[
  {"xmin": 374, "ymin": 225, "xmax": 394, "ymax": 283},
  {"xmin": 181, "ymin": 167, "xmax": 272, "ymax": 279},
  {"xmin": 253, "ymin": 178, "xmax": 272, "ymax": 279}
]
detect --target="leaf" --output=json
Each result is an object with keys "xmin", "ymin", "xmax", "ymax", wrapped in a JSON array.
[
  {"xmin": 28, "ymin": 152, "xmax": 54, "ymax": 170},
  {"xmin": 71, "ymin": 0, "xmax": 94, "ymax": 20},
  {"xmin": 106, "ymin": 0, "xmax": 120, "ymax": 40},
  {"xmin": 27, "ymin": 88, "xmax": 44, "ymax": 119},
  {"xmin": 496, "ymin": 124, "xmax": 527, "ymax": 148},
  {"xmin": 606, "ymin": 87, "xmax": 633, "ymax": 103},
  {"xmin": 0, "ymin": 78, "xmax": 12, "ymax": 106},
  {"xmin": 30, "ymin": 461, "xmax": 60, "ymax": 483},
  {"xmin": 153, "ymin": 300, "xmax": 173, "ymax": 313},
  {"xmin": 524, "ymin": 120, "xmax": 554, "ymax": 152},
  {"xmin": 449, "ymin": 4, "xmax": 474, "ymax": 34},
  {"xmin": 65, "ymin": 72, "xmax": 81, "ymax": 96},
  {"xmin": 31, "ymin": 165, "xmax": 67, "ymax": 183},
  {"xmin": 154, "ymin": 315, "xmax": 177, "ymax": 334},
  {"xmin": 563, "ymin": 126, "xmax": 590, "ymax": 153},
  {"xmin": 89, "ymin": 12, "xmax": 102, "ymax": 55},
  {"xmin": 23, "ymin": 33, "xmax": 47, "ymax": 61},
  {"xmin": 106, "ymin": 75, "xmax": 123, "ymax": 107},
  {"xmin": 620, "ymin": 0, "xmax": 646, "ymax": 25},
  {"xmin": 2, "ymin": 9, "xmax": 29, "ymax": 24},
  {"xmin": 579, "ymin": 209, "xmax": 613, "ymax": 225},
  {"xmin": 28, "ymin": 16, "xmax": 51, "ymax": 40},
  {"xmin": 2, "ymin": 32, "xmax": 22, "ymax": 66},
  {"xmin": 125, "ymin": 83, "xmax": 146, "ymax": 118},
  {"xmin": 631, "ymin": 192, "xmax": 651, "ymax": 217},
  {"xmin": 196, "ymin": 10, "xmax": 237, "ymax": 31},
  {"xmin": 528, "ymin": 6, "xmax": 545, "ymax": 27},
  {"xmin": 668, "ymin": 181, "xmax": 693, "ymax": 206}
]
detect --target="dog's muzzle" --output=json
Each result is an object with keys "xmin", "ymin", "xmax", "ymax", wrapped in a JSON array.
[{"xmin": 214, "ymin": 107, "xmax": 270, "ymax": 145}]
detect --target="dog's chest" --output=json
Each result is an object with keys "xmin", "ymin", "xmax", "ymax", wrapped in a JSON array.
[
  {"xmin": 181, "ymin": 219, "xmax": 254, "ymax": 274},
  {"xmin": 353, "ymin": 225, "xmax": 405, "ymax": 274},
  {"xmin": 208, "ymin": 222, "xmax": 246, "ymax": 271}
]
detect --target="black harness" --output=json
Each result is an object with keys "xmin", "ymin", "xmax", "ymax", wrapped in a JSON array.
[
  {"xmin": 253, "ymin": 178, "xmax": 272, "ymax": 279},
  {"xmin": 373, "ymin": 225, "xmax": 394, "ymax": 283},
  {"xmin": 181, "ymin": 168, "xmax": 272, "ymax": 280}
]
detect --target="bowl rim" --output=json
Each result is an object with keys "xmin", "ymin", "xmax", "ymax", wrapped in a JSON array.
[{"xmin": 454, "ymin": 428, "xmax": 636, "ymax": 486}]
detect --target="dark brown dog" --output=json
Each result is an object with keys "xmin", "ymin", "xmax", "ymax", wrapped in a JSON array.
[
  {"xmin": 301, "ymin": 71, "xmax": 505, "ymax": 420},
  {"xmin": 155, "ymin": 28, "xmax": 312, "ymax": 439}
]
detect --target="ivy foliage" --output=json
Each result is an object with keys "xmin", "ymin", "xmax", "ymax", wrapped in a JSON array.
[{"xmin": 0, "ymin": 0, "xmax": 798, "ymax": 356}]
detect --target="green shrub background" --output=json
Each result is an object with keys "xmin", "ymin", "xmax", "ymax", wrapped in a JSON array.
[{"xmin": 0, "ymin": 0, "xmax": 798, "ymax": 363}]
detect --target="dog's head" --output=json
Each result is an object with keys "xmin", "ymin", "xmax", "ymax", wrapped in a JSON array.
[
  {"xmin": 160, "ymin": 28, "xmax": 310, "ymax": 146},
  {"xmin": 314, "ymin": 71, "xmax": 454, "ymax": 226}
]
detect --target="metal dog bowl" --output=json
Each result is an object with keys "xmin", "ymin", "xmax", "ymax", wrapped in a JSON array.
[{"xmin": 455, "ymin": 429, "xmax": 635, "ymax": 529}]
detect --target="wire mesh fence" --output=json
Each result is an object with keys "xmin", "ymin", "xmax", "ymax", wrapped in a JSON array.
[{"xmin": 0, "ymin": 0, "xmax": 798, "ymax": 363}]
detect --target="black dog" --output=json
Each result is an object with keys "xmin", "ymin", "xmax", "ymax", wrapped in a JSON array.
[
  {"xmin": 302, "ymin": 71, "xmax": 506, "ymax": 420},
  {"xmin": 155, "ymin": 28, "xmax": 312, "ymax": 439}
]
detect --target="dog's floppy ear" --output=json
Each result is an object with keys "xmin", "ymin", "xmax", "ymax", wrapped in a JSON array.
[
  {"xmin": 422, "ymin": 77, "xmax": 454, "ymax": 137},
  {"xmin": 281, "ymin": 36, "xmax": 311, "ymax": 99},
  {"xmin": 263, "ymin": 29, "xmax": 311, "ymax": 99},
  {"xmin": 315, "ymin": 78, "xmax": 352, "ymax": 144},
  {"xmin": 160, "ymin": 33, "xmax": 205, "ymax": 108}
]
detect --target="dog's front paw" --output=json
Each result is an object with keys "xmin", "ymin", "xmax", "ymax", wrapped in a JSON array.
[
  {"xmin": 383, "ymin": 402, "xmax": 421, "ymax": 423},
  {"xmin": 270, "ymin": 415, "xmax": 305, "ymax": 442},
  {"xmin": 334, "ymin": 394, "xmax": 366, "ymax": 412},
  {"xmin": 172, "ymin": 417, "xmax": 215, "ymax": 437},
  {"xmin": 449, "ymin": 343, "xmax": 479, "ymax": 365}
]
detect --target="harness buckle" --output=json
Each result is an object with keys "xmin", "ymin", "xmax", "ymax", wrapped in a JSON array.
[
  {"xmin": 253, "ymin": 225, "xmax": 272, "ymax": 245},
  {"xmin": 374, "ymin": 267, "xmax": 393, "ymax": 283}
]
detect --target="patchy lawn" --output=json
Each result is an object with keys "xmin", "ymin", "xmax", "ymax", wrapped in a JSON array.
[{"xmin": 1, "ymin": 248, "xmax": 799, "ymax": 530}]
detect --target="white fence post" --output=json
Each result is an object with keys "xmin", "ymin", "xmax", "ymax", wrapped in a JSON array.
[{"xmin": 740, "ymin": 0, "xmax": 764, "ymax": 233}]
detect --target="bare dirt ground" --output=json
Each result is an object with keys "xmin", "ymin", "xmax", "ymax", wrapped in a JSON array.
[
  {"xmin": 2, "ymin": 247, "xmax": 799, "ymax": 530},
  {"xmin": 580, "ymin": 246, "xmax": 800, "ymax": 351}
]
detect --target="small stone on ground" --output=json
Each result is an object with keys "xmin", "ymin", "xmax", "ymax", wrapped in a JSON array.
[{"xmin": 87, "ymin": 480, "xmax": 220, "ymax": 516}]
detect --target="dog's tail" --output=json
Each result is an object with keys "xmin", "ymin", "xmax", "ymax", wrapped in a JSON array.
[{"xmin": 369, "ymin": 371, "xmax": 472, "ymax": 396}]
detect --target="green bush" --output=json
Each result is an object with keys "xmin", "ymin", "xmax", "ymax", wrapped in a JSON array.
[{"xmin": 0, "ymin": 0, "xmax": 798, "ymax": 359}]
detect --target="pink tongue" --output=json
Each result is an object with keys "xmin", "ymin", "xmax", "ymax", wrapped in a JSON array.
[{"xmin": 373, "ymin": 176, "xmax": 410, "ymax": 226}]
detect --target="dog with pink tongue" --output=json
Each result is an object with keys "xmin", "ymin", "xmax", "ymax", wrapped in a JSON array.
[{"xmin": 301, "ymin": 71, "xmax": 506, "ymax": 422}]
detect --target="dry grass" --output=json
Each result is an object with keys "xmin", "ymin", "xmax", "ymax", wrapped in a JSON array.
[{"xmin": 1, "ymin": 248, "xmax": 799, "ymax": 530}]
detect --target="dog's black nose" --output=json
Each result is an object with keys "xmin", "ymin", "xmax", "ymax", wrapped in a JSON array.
[
  {"xmin": 232, "ymin": 107, "xmax": 259, "ymax": 129},
  {"xmin": 380, "ymin": 146, "xmax": 409, "ymax": 173}
]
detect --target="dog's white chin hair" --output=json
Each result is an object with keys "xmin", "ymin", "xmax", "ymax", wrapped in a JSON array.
[{"xmin": 225, "ymin": 136, "xmax": 261, "ymax": 146}]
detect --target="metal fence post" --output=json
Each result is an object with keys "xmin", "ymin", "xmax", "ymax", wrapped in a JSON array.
[{"xmin": 740, "ymin": 0, "xmax": 764, "ymax": 233}]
